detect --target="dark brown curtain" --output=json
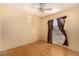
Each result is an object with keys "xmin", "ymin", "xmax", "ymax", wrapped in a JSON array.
[
  {"xmin": 57, "ymin": 16, "xmax": 68, "ymax": 46},
  {"xmin": 47, "ymin": 20, "xmax": 53, "ymax": 44}
]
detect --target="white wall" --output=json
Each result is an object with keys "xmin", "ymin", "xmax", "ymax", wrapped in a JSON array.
[
  {"xmin": 0, "ymin": 14, "xmax": 1, "ymax": 51},
  {"xmin": 0, "ymin": 5, "xmax": 41, "ymax": 51},
  {"xmin": 41, "ymin": 7, "xmax": 79, "ymax": 52}
]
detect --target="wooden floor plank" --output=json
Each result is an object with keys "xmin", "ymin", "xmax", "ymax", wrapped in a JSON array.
[{"xmin": 0, "ymin": 40, "xmax": 79, "ymax": 56}]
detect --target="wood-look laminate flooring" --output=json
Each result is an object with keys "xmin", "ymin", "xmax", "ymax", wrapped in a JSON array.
[{"xmin": 0, "ymin": 40, "xmax": 79, "ymax": 56}]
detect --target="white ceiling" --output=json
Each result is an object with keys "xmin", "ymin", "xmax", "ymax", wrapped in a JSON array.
[{"xmin": 2, "ymin": 3, "xmax": 79, "ymax": 16}]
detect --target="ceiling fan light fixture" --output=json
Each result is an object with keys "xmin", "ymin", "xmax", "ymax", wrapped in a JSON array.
[
  {"xmin": 39, "ymin": 3, "xmax": 45, "ymax": 8},
  {"xmin": 32, "ymin": 3, "xmax": 52, "ymax": 13}
]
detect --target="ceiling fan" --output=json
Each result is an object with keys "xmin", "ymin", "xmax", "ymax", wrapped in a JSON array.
[{"xmin": 32, "ymin": 3, "xmax": 52, "ymax": 13}]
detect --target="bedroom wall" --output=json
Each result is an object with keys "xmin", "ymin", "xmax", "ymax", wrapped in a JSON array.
[
  {"xmin": 0, "ymin": 5, "xmax": 41, "ymax": 51},
  {"xmin": 41, "ymin": 6, "xmax": 79, "ymax": 52},
  {"xmin": 0, "ymin": 9, "xmax": 1, "ymax": 51}
]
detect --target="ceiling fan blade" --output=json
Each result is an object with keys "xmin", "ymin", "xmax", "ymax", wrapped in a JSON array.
[{"xmin": 43, "ymin": 8, "xmax": 52, "ymax": 10}]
